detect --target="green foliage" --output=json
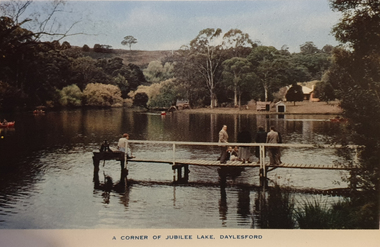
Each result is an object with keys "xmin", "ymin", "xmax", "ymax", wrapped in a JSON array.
[
  {"xmin": 291, "ymin": 52, "xmax": 331, "ymax": 80},
  {"xmin": 295, "ymin": 198, "xmax": 379, "ymax": 229},
  {"xmin": 133, "ymin": 92, "xmax": 149, "ymax": 108},
  {"xmin": 82, "ymin": 44, "xmax": 90, "ymax": 52},
  {"xmin": 113, "ymin": 73, "xmax": 129, "ymax": 98},
  {"xmin": 300, "ymin": 41, "xmax": 320, "ymax": 54},
  {"xmin": 259, "ymin": 185, "xmax": 295, "ymax": 229},
  {"xmin": 314, "ymin": 80, "xmax": 336, "ymax": 102},
  {"xmin": 93, "ymin": 44, "xmax": 113, "ymax": 53},
  {"xmin": 83, "ymin": 83, "xmax": 123, "ymax": 107},
  {"xmin": 295, "ymin": 199, "xmax": 332, "ymax": 229},
  {"xmin": 129, "ymin": 79, "xmax": 179, "ymax": 108},
  {"xmin": 114, "ymin": 63, "xmax": 146, "ymax": 92},
  {"xmin": 325, "ymin": 0, "xmax": 380, "ymax": 228},
  {"xmin": 58, "ymin": 84, "xmax": 83, "ymax": 107},
  {"xmin": 121, "ymin": 35, "xmax": 137, "ymax": 50},
  {"xmin": 148, "ymin": 79, "xmax": 178, "ymax": 108},
  {"xmin": 143, "ymin": 61, "xmax": 174, "ymax": 84},
  {"xmin": 222, "ymin": 57, "xmax": 254, "ymax": 106},
  {"xmin": 285, "ymin": 84, "xmax": 304, "ymax": 103},
  {"xmin": 247, "ymin": 46, "xmax": 309, "ymax": 101},
  {"xmin": 222, "ymin": 29, "xmax": 256, "ymax": 57}
]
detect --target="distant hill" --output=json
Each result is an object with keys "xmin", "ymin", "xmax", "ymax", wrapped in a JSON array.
[{"xmin": 75, "ymin": 47, "xmax": 174, "ymax": 67}]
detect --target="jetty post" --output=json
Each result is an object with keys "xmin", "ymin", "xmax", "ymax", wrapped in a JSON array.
[
  {"xmin": 171, "ymin": 142, "xmax": 190, "ymax": 183},
  {"xmin": 259, "ymin": 144, "xmax": 267, "ymax": 187},
  {"xmin": 92, "ymin": 151, "xmax": 128, "ymax": 188}
]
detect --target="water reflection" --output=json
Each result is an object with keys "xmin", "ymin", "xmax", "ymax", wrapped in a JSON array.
[{"xmin": 0, "ymin": 109, "xmax": 350, "ymax": 229}]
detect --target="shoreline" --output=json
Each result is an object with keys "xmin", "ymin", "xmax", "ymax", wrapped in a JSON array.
[{"xmin": 174, "ymin": 101, "xmax": 343, "ymax": 115}]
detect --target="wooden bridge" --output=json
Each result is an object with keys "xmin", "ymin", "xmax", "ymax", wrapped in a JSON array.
[{"xmin": 92, "ymin": 140, "xmax": 360, "ymax": 187}]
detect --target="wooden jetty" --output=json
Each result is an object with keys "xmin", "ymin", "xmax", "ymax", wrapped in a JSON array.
[{"xmin": 92, "ymin": 140, "xmax": 360, "ymax": 188}]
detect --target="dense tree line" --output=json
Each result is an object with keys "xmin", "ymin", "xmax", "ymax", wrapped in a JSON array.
[
  {"xmin": 0, "ymin": 16, "xmax": 146, "ymax": 110},
  {"xmin": 0, "ymin": 0, "xmax": 333, "ymax": 111},
  {"xmin": 320, "ymin": 0, "xmax": 379, "ymax": 228}
]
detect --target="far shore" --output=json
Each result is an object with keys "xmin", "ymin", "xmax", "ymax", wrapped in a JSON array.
[{"xmin": 175, "ymin": 101, "xmax": 342, "ymax": 115}]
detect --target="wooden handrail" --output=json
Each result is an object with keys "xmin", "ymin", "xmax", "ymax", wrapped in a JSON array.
[{"xmin": 126, "ymin": 140, "xmax": 359, "ymax": 149}]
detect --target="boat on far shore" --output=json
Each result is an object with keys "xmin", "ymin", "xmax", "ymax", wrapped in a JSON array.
[{"xmin": 0, "ymin": 121, "xmax": 15, "ymax": 128}]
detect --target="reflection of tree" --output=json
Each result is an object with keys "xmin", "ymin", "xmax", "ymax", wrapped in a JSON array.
[
  {"xmin": 254, "ymin": 185, "xmax": 295, "ymax": 229},
  {"xmin": 219, "ymin": 184, "xmax": 228, "ymax": 226},
  {"xmin": 237, "ymin": 188, "xmax": 251, "ymax": 218}
]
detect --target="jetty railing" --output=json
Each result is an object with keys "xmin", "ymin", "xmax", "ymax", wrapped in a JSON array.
[
  {"xmin": 93, "ymin": 140, "xmax": 360, "ymax": 187},
  {"xmin": 126, "ymin": 140, "xmax": 359, "ymax": 181}
]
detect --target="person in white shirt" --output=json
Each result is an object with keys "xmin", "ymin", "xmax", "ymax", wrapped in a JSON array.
[{"xmin": 118, "ymin": 133, "xmax": 133, "ymax": 158}]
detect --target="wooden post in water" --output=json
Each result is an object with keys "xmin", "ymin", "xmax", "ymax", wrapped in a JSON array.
[
  {"xmin": 172, "ymin": 164, "xmax": 189, "ymax": 183},
  {"xmin": 259, "ymin": 144, "xmax": 267, "ymax": 187},
  {"xmin": 92, "ymin": 156, "xmax": 100, "ymax": 188},
  {"xmin": 122, "ymin": 143, "xmax": 129, "ymax": 188}
]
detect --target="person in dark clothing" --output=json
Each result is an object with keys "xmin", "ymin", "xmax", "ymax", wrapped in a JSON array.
[
  {"xmin": 255, "ymin": 126, "xmax": 267, "ymax": 162},
  {"xmin": 237, "ymin": 130, "xmax": 252, "ymax": 163}
]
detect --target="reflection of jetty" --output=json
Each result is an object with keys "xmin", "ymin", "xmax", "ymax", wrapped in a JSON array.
[{"xmin": 92, "ymin": 140, "xmax": 360, "ymax": 187}]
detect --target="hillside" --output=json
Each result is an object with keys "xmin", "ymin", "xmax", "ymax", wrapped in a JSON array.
[{"xmin": 76, "ymin": 48, "xmax": 174, "ymax": 67}]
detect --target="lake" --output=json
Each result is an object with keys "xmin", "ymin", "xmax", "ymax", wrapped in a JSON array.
[{"xmin": 0, "ymin": 108, "xmax": 350, "ymax": 229}]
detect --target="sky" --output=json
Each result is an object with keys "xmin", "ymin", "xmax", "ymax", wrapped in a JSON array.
[{"xmin": 26, "ymin": 0, "xmax": 342, "ymax": 53}]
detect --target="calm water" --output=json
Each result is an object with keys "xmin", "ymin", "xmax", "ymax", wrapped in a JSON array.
[{"xmin": 0, "ymin": 108, "xmax": 350, "ymax": 229}]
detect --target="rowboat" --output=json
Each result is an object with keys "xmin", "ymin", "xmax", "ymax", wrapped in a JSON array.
[{"xmin": 0, "ymin": 121, "xmax": 15, "ymax": 128}]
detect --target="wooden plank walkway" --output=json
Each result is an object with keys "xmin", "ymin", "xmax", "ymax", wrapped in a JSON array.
[{"xmin": 129, "ymin": 158, "xmax": 354, "ymax": 170}]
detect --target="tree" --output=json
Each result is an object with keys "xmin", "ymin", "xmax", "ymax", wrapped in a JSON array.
[
  {"xmin": 113, "ymin": 73, "xmax": 129, "ymax": 98},
  {"xmin": 133, "ymin": 92, "xmax": 148, "ymax": 108},
  {"xmin": 58, "ymin": 84, "xmax": 83, "ymax": 107},
  {"xmin": 0, "ymin": 0, "xmax": 83, "ymax": 42},
  {"xmin": 285, "ymin": 84, "xmax": 304, "ymax": 105},
  {"xmin": 0, "ymin": 1, "xmax": 85, "ymax": 109},
  {"xmin": 291, "ymin": 52, "xmax": 331, "ymax": 80},
  {"xmin": 326, "ymin": 0, "xmax": 380, "ymax": 228},
  {"xmin": 314, "ymin": 79, "xmax": 336, "ymax": 103},
  {"xmin": 143, "ymin": 61, "xmax": 174, "ymax": 84},
  {"xmin": 222, "ymin": 28, "xmax": 256, "ymax": 57},
  {"xmin": 322, "ymin": 44, "xmax": 334, "ymax": 54},
  {"xmin": 82, "ymin": 44, "xmax": 90, "ymax": 52},
  {"xmin": 70, "ymin": 56, "xmax": 105, "ymax": 89},
  {"xmin": 222, "ymin": 57, "xmax": 253, "ymax": 107},
  {"xmin": 121, "ymin": 35, "xmax": 137, "ymax": 51},
  {"xmin": 83, "ymin": 83, "xmax": 123, "ymax": 107},
  {"xmin": 172, "ymin": 47, "xmax": 208, "ymax": 107},
  {"xmin": 300, "ymin": 41, "xmax": 320, "ymax": 54},
  {"xmin": 188, "ymin": 28, "xmax": 225, "ymax": 108}
]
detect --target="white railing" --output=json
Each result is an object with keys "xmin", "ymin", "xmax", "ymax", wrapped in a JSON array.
[{"xmin": 125, "ymin": 140, "xmax": 360, "ymax": 176}]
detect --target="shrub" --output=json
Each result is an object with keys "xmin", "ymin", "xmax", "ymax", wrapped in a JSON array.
[
  {"xmin": 58, "ymin": 84, "xmax": 83, "ymax": 107},
  {"xmin": 259, "ymin": 185, "xmax": 295, "ymax": 229},
  {"xmin": 83, "ymin": 83, "xmax": 123, "ymax": 107},
  {"xmin": 295, "ymin": 198, "xmax": 331, "ymax": 229}
]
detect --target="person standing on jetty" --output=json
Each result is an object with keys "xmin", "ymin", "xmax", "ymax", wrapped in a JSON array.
[
  {"xmin": 255, "ymin": 126, "xmax": 267, "ymax": 163},
  {"xmin": 266, "ymin": 126, "xmax": 281, "ymax": 165},
  {"xmin": 218, "ymin": 125, "xmax": 229, "ymax": 164},
  {"xmin": 118, "ymin": 133, "xmax": 134, "ymax": 158},
  {"xmin": 237, "ymin": 129, "xmax": 252, "ymax": 163}
]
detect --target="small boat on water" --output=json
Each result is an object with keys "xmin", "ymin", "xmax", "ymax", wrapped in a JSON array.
[
  {"xmin": 33, "ymin": 109, "xmax": 45, "ymax": 115},
  {"xmin": 0, "ymin": 121, "xmax": 15, "ymax": 128}
]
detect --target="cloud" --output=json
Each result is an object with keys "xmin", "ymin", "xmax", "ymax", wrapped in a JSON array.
[{"xmin": 59, "ymin": 1, "xmax": 341, "ymax": 52}]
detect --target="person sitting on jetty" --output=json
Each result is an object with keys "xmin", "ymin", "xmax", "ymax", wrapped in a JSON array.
[
  {"xmin": 117, "ymin": 133, "xmax": 134, "ymax": 158},
  {"xmin": 227, "ymin": 146, "xmax": 239, "ymax": 161}
]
